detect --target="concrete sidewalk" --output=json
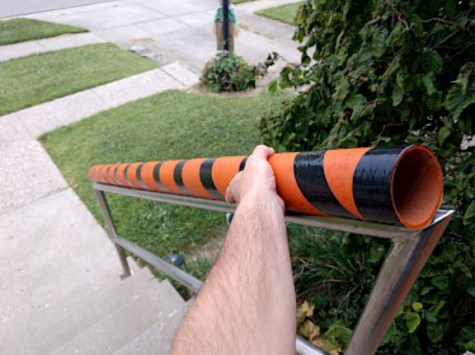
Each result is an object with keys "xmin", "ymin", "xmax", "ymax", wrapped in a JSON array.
[
  {"xmin": 0, "ymin": 64, "xmax": 198, "ymax": 214},
  {"xmin": 17, "ymin": 0, "xmax": 303, "ymax": 74},
  {"xmin": 0, "ymin": 0, "xmax": 300, "ymax": 339},
  {"xmin": 0, "ymin": 32, "xmax": 106, "ymax": 62},
  {"xmin": 0, "ymin": 62, "xmax": 199, "ymax": 328},
  {"xmin": 0, "ymin": 0, "xmax": 117, "ymax": 19}
]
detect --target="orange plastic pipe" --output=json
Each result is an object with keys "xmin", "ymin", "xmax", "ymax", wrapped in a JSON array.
[{"xmin": 88, "ymin": 145, "xmax": 443, "ymax": 229}]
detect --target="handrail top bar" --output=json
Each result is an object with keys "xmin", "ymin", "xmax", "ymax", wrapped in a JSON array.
[{"xmin": 93, "ymin": 183, "xmax": 454, "ymax": 240}]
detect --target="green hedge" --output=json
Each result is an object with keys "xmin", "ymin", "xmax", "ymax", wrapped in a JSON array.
[{"xmin": 261, "ymin": 0, "xmax": 475, "ymax": 353}]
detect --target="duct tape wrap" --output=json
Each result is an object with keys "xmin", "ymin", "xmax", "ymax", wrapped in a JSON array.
[{"xmin": 88, "ymin": 145, "xmax": 443, "ymax": 229}]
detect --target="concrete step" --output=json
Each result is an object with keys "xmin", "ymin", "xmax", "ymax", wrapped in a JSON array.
[
  {"xmin": 1, "ymin": 266, "xmax": 152, "ymax": 355},
  {"xmin": 114, "ymin": 299, "xmax": 193, "ymax": 355},
  {"xmin": 0, "ymin": 189, "xmax": 122, "ymax": 326},
  {"xmin": 0, "ymin": 256, "xmax": 139, "ymax": 344},
  {"xmin": 48, "ymin": 279, "xmax": 184, "ymax": 355},
  {"xmin": 160, "ymin": 62, "xmax": 200, "ymax": 87}
]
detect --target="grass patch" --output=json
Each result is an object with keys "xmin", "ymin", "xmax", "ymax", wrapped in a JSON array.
[
  {"xmin": 234, "ymin": 0, "xmax": 257, "ymax": 4},
  {"xmin": 0, "ymin": 18, "xmax": 86, "ymax": 46},
  {"xmin": 41, "ymin": 90, "xmax": 292, "ymax": 263},
  {"xmin": 0, "ymin": 43, "xmax": 157, "ymax": 116},
  {"xmin": 255, "ymin": 2, "xmax": 304, "ymax": 25}
]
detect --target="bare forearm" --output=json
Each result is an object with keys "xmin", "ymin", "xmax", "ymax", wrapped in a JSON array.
[{"xmin": 171, "ymin": 191, "xmax": 296, "ymax": 355}]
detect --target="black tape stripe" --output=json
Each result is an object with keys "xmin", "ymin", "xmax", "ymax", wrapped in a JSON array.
[
  {"xmin": 106, "ymin": 165, "xmax": 114, "ymax": 184},
  {"xmin": 105, "ymin": 166, "xmax": 113, "ymax": 184},
  {"xmin": 353, "ymin": 147, "xmax": 407, "ymax": 226},
  {"xmin": 239, "ymin": 157, "xmax": 248, "ymax": 171},
  {"xmin": 113, "ymin": 165, "xmax": 120, "ymax": 186},
  {"xmin": 174, "ymin": 160, "xmax": 192, "ymax": 195},
  {"xmin": 135, "ymin": 163, "xmax": 148, "ymax": 189},
  {"xmin": 123, "ymin": 164, "xmax": 133, "ymax": 188},
  {"xmin": 97, "ymin": 166, "xmax": 105, "ymax": 183},
  {"xmin": 153, "ymin": 162, "xmax": 168, "ymax": 192},
  {"xmin": 294, "ymin": 152, "xmax": 355, "ymax": 219},
  {"xmin": 200, "ymin": 159, "xmax": 223, "ymax": 199}
]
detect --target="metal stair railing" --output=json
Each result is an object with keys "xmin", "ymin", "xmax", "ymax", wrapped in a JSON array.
[{"xmin": 93, "ymin": 182, "xmax": 454, "ymax": 355}]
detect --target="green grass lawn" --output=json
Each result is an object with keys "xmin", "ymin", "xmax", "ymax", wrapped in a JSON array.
[
  {"xmin": 0, "ymin": 43, "xmax": 157, "ymax": 116},
  {"xmin": 41, "ymin": 90, "xmax": 291, "ymax": 278},
  {"xmin": 0, "ymin": 18, "xmax": 86, "ymax": 46},
  {"xmin": 255, "ymin": 2, "xmax": 304, "ymax": 25}
]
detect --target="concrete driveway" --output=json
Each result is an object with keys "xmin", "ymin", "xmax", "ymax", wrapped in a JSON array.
[{"xmin": 0, "ymin": 0, "xmax": 117, "ymax": 18}]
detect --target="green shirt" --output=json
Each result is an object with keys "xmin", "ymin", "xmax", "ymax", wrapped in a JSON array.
[{"xmin": 214, "ymin": 5, "xmax": 238, "ymax": 24}]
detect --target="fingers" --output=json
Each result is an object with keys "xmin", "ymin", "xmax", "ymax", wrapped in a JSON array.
[
  {"xmin": 225, "ymin": 145, "xmax": 276, "ymax": 206},
  {"xmin": 225, "ymin": 184, "xmax": 235, "ymax": 204},
  {"xmin": 225, "ymin": 189, "xmax": 235, "ymax": 204},
  {"xmin": 225, "ymin": 171, "xmax": 242, "ymax": 204},
  {"xmin": 251, "ymin": 145, "xmax": 275, "ymax": 161}
]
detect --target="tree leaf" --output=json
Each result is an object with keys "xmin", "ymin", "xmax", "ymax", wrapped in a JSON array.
[
  {"xmin": 297, "ymin": 300, "xmax": 315, "ymax": 324},
  {"xmin": 426, "ymin": 91, "xmax": 443, "ymax": 111},
  {"xmin": 358, "ymin": 44, "xmax": 372, "ymax": 65},
  {"xmin": 438, "ymin": 126, "xmax": 452, "ymax": 147},
  {"xmin": 396, "ymin": 69, "xmax": 409, "ymax": 92},
  {"xmin": 299, "ymin": 320, "xmax": 321, "ymax": 342},
  {"xmin": 392, "ymin": 85, "xmax": 403, "ymax": 106},
  {"xmin": 345, "ymin": 94, "xmax": 366, "ymax": 109},
  {"xmin": 412, "ymin": 302, "xmax": 423, "ymax": 312},
  {"xmin": 445, "ymin": 80, "xmax": 475, "ymax": 119},
  {"xmin": 463, "ymin": 201, "xmax": 475, "ymax": 226},
  {"xmin": 443, "ymin": 244, "xmax": 457, "ymax": 262},
  {"xmin": 381, "ymin": 322, "xmax": 397, "ymax": 346},
  {"xmin": 425, "ymin": 311, "xmax": 438, "ymax": 323},
  {"xmin": 334, "ymin": 78, "xmax": 350, "ymax": 101},
  {"xmin": 421, "ymin": 286, "xmax": 434, "ymax": 295},
  {"xmin": 422, "ymin": 72, "xmax": 437, "ymax": 95},
  {"xmin": 386, "ymin": 21, "xmax": 402, "ymax": 47},
  {"xmin": 406, "ymin": 313, "xmax": 421, "ymax": 333},
  {"xmin": 434, "ymin": 300, "xmax": 446, "ymax": 315},
  {"xmin": 372, "ymin": 27, "xmax": 388, "ymax": 58},
  {"xmin": 268, "ymin": 80, "xmax": 278, "ymax": 93},
  {"xmin": 417, "ymin": 50, "xmax": 443, "ymax": 74},
  {"xmin": 431, "ymin": 275, "xmax": 449, "ymax": 291},
  {"xmin": 453, "ymin": 262, "xmax": 472, "ymax": 278},
  {"xmin": 427, "ymin": 323, "xmax": 444, "ymax": 343},
  {"xmin": 370, "ymin": 243, "xmax": 386, "ymax": 263},
  {"xmin": 452, "ymin": 72, "xmax": 469, "ymax": 95}
]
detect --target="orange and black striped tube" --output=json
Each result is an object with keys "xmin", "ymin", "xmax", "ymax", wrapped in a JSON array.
[{"xmin": 88, "ymin": 145, "xmax": 443, "ymax": 230}]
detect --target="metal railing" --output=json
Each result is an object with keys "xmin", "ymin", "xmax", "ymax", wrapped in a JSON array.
[{"xmin": 93, "ymin": 182, "xmax": 454, "ymax": 355}]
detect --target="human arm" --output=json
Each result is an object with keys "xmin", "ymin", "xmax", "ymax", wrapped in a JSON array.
[{"xmin": 171, "ymin": 145, "xmax": 296, "ymax": 355}]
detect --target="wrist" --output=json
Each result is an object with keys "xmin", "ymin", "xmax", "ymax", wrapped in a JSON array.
[{"xmin": 239, "ymin": 188, "xmax": 285, "ymax": 214}]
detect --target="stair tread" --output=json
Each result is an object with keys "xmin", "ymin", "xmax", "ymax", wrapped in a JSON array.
[
  {"xmin": 1, "ymin": 256, "xmax": 140, "ymax": 347},
  {"xmin": 1, "ymin": 267, "xmax": 156, "ymax": 355},
  {"xmin": 47, "ymin": 279, "xmax": 184, "ymax": 355},
  {"xmin": 114, "ymin": 299, "xmax": 193, "ymax": 355}
]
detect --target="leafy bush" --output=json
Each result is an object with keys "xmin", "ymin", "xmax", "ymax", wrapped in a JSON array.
[
  {"xmin": 261, "ymin": 0, "xmax": 475, "ymax": 353},
  {"xmin": 201, "ymin": 51, "xmax": 257, "ymax": 92}
]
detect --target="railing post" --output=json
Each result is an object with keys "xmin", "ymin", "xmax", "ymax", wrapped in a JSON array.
[
  {"xmin": 92, "ymin": 183, "xmax": 454, "ymax": 355},
  {"xmin": 94, "ymin": 189, "xmax": 132, "ymax": 278},
  {"xmin": 345, "ymin": 213, "xmax": 453, "ymax": 355}
]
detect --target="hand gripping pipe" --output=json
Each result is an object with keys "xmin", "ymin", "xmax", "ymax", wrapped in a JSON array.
[{"xmin": 88, "ymin": 145, "xmax": 443, "ymax": 229}]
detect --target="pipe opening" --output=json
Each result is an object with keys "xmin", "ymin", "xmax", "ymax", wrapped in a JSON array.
[{"xmin": 391, "ymin": 146, "xmax": 443, "ymax": 229}]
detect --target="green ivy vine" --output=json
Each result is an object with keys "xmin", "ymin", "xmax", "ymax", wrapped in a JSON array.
[{"xmin": 261, "ymin": 0, "xmax": 475, "ymax": 353}]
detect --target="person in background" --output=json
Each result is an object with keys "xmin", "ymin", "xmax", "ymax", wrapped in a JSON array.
[{"xmin": 214, "ymin": 0, "xmax": 239, "ymax": 52}]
